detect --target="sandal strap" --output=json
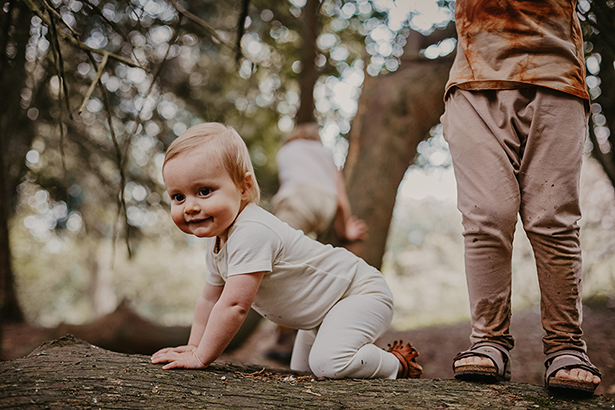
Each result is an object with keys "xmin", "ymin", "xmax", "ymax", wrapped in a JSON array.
[
  {"xmin": 453, "ymin": 342, "xmax": 511, "ymax": 380},
  {"xmin": 544, "ymin": 349, "xmax": 601, "ymax": 383}
]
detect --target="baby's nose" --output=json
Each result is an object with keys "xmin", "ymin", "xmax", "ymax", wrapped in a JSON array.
[{"xmin": 184, "ymin": 197, "xmax": 201, "ymax": 213}]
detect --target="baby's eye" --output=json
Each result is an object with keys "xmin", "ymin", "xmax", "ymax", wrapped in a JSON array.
[
  {"xmin": 171, "ymin": 193, "xmax": 185, "ymax": 202},
  {"xmin": 198, "ymin": 187, "xmax": 213, "ymax": 196}
]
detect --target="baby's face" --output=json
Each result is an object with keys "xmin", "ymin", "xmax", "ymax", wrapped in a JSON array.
[{"xmin": 163, "ymin": 147, "xmax": 245, "ymax": 242}]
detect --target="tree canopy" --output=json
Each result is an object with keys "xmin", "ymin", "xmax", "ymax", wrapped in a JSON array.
[
  {"xmin": 1, "ymin": 0, "xmax": 455, "ymax": 326},
  {"xmin": 2, "ymin": 0, "xmax": 615, "ymax": 339}
]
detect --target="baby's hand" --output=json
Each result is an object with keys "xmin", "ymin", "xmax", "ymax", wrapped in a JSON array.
[
  {"xmin": 345, "ymin": 216, "xmax": 368, "ymax": 242},
  {"xmin": 151, "ymin": 344, "xmax": 194, "ymax": 360},
  {"xmin": 151, "ymin": 348, "xmax": 207, "ymax": 370}
]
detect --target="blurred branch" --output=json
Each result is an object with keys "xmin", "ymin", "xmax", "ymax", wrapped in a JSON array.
[
  {"xmin": 82, "ymin": 0, "xmax": 129, "ymax": 40},
  {"xmin": 46, "ymin": 9, "xmax": 69, "ymax": 177},
  {"xmin": 46, "ymin": 7, "xmax": 72, "ymax": 118},
  {"xmin": 0, "ymin": 0, "xmax": 13, "ymax": 81},
  {"xmin": 40, "ymin": 0, "xmax": 81, "ymax": 38},
  {"xmin": 167, "ymin": 0, "xmax": 241, "ymax": 55},
  {"xmin": 81, "ymin": 0, "xmax": 145, "ymax": 67},
  {"xmin": 135, "ymin": 23, "xmax": 180, "ymax": 124},
  {"xmin": 78, "ymin": 52, "xmax": 109, "ymax": 114},
  {"xmin": 236, "ymin": 0, "xmax": 250, "ymax": 63},
  {"xmin": 22, "ymin": 0, "xmax": 140, "ymax": 68},
  {"xmin": 83, "ymin": 51, "xmax": 132, "ymax": 259}
]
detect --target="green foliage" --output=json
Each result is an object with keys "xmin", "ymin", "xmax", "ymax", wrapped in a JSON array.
[
  {"xmin": 7, "ymin": 0, "xmax": 615, "ymax": 330},
  {"xmin": 13, "ymin": 0, "xmax": 453, "ymax": 245},
  {"xmin": 5, "ymin": 0, "xmax": 455, "ymax": 324}
]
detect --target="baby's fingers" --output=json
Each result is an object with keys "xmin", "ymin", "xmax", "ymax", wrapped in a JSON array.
[
  {"xmin": 151, "ymin": 354, "xmax": 168, "ymax": 364},
  {"xmin": 151, "ymin": 351, "xmax": 178, "ymax": 364},
  {"xmin": 151, "ymin": 350, "xmax": 167, "ymax": 360},
  {"xmin": 152, "ymin": 346, "xmax": 192, "ymax": 362},
  {"xmin": 162, "ymin": 360, "xmax": 183, "ymax": 370},
  {"xmin": 152, "ymin": 347, "xmax": 175, "ymax": 357}
]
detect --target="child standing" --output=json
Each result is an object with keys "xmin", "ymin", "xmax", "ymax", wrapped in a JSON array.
[
  {"xmin": 151, "ymin": 122, "xmax": 421, "ymax": 379},
  {"xmin": 443, "ymin": 0, "xmax": 601, "ymax": 394}
]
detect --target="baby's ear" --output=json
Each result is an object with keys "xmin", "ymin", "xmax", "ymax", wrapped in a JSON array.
[{"xmin": 241, "ymin": 172, "xmax": 254, "ymax": 199}]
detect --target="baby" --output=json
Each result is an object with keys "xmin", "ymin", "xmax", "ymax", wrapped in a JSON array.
[{"xmin": 151, "ymin": 122, "xmax": 421, "ymax": 379}]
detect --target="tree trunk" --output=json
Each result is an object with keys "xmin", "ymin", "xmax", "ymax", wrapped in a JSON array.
[
  {"xmin": 581, "ymin": 0, "xmax": 615, "ymax": 190},
  {"xmin": 0, "ymin": 0, "xmax": 33, "ymax": 325},
  {"xmin": 0, "ymin": 334, "xmax": 611, "ymax": 409},
  {"xmin": 343, "ymin": 55, "xmax": 453, "ymax": 269},
  {"xmin": 86, "ymin": 243, "xmax": 118, "ymax": 317},
  {"xmin": 589, "ymin": 52, "xmax": 615, "ymax": 188},
  {"xmin": 295, "ymin": 0, "xmax": 320, "ymax": 124}
]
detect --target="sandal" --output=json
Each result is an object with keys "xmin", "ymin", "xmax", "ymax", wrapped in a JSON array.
[
  {"xmin": 387, "ymin": 340, "xmax": 422, "ymax": 378},
  {"xmin": 544, "ymin": 349, "xmax": 601, "ymax": 395},
  {"xmin": 453, "ymin": 342, "xmax": 511, "ymax": 382}
]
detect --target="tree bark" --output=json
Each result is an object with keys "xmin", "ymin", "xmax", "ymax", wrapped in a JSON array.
[
  {"xmin": 295, "ymin": 0, "xmax": 320, "ymax": 124},
  {"xmin": 0, "ymin": 131, "xmax": 17, "ymax": 325},
  {"xmin": 0, "ymin": 334, "xmax": 611, "ymax": 409},
  {"xmin": 588, "ymin": 52, "xmax": 615, "ymax": 188},
  {"xmin": 0, "ymin": 0, "xmax": 33, "ymax": 325},
  {"xmin": 343, "ymin": 56, "xmax": 453, "ymax": 269}
]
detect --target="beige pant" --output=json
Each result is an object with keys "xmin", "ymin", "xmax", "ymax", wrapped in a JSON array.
[
  {"xmin": 273, "ymin": 185, "xmax": 399, "ymax": 379},
  {"xmin": 272, "ymin": 185, "xmax": 338, "ymax": 235},
  {"xmin": 289, "ymin": 269, "xmax": 398, "ymax": 379},
  {"xmin": 442, "ymin": 87, "xmax": 588, "ymax": 355}
]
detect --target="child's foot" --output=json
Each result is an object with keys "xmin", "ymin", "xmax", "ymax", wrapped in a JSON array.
[
  {"xmin": 387, "ymin": 340, "xmax": 422, "ymax": 378},
  {"xmin": 454, "ymin": 354, "xmax": 494, "ymax": 369},
  {"xmin": 453, "ymin": 342, "xmax": 511, "ymax": 382},
  {"xmin": 552, "ymin": 355, "xmax": 601, "ymax": 384},
  {"xmin": 544, "ymin": 350, "xmax": 601, "ymax": 395}
]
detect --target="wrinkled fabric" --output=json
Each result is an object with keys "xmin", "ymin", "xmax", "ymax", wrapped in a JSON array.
[
  {"xmin": 272, "ymin": 184, "xmax": 338, "ymax": 236},
  {"xmin": 290, "ymin": 293, "xmax": 398, "ymax": 379},
  {"xmin": 442, "ymin": 87, "xmax": 588, "ymax": 354},
  {"xmin": 446, "ymin": 0, "xmax": 588, "ymax": 101},
  {"xmin": 289, "ymin": 268, "xmax": 398, "ymax": 379}
]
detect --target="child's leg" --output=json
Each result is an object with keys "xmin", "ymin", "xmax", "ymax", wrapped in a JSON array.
[
  {"xmin": 515, "ymin": 88, "xmax": 587, "ymax": 354},
  {"xmin": 516, "ymin": 89, "xmax": 599, "ymax": 391},
  {"xmin": 443, "ymin": 88, "xmax": 524, "ymax": 351},
  {"xmin": 289, "ymin": 329, "xmax": 317, "ymax": 373},
  {"xmin": 306, "ymin": 294, "xmax": 399, "ymax": 379}
]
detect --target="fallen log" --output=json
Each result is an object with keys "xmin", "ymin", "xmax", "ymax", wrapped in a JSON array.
[{"xmin": 0, "ymin": 335, "xmax": 612, "ymax": 409}]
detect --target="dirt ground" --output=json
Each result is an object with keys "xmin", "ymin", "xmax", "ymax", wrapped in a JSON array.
[{"xmin": 221, "ymin": 297, "xmax": 615, "ymax": 398}]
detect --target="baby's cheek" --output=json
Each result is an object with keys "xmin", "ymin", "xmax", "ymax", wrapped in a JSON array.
[{"xmin": 170, "ymin": 209, "xmax": 184, "ymax": 227}]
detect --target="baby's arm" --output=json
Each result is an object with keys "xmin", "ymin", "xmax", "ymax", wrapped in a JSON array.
[
  {"xmin": 151, "ymin": 282, "xmax": 223, "ymax": 360},
  {"xmin": 152, "ymin": 271, "xmax": 265, "ymax": 370},
  {"xmin": 334, "ymin": 170, "xmax": 368, "ymax": 242}
]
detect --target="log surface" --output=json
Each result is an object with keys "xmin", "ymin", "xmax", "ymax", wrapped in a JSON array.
[{"xmin": 1, "ymin": 335, "xmax": 613, "ymax": 409}]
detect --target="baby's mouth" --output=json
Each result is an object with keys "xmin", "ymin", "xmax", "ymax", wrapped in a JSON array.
[{"xmin": 187, "ymin": 216, "xmax": 212, "ymax": 224}]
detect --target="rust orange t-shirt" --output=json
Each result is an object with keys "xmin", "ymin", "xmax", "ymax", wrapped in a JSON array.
[{"xmin": 445, "ymin": 0, "xmax": 589, "ymax": 101}]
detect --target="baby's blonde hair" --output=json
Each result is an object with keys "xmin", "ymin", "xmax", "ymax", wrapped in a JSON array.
[{"xmin": 164, "ymin": 122, "xmax": 260, "ymax": 204}]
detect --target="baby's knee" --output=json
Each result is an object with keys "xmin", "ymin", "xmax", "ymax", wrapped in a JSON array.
[{"xmin": 308, "ymin": 350, "xmax": 350, "ymax": 379}]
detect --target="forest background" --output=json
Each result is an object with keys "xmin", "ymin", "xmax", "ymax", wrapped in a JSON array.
[{"xmin": 1, "ymin": 0, "xmax": 615, "ymax": 359}]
